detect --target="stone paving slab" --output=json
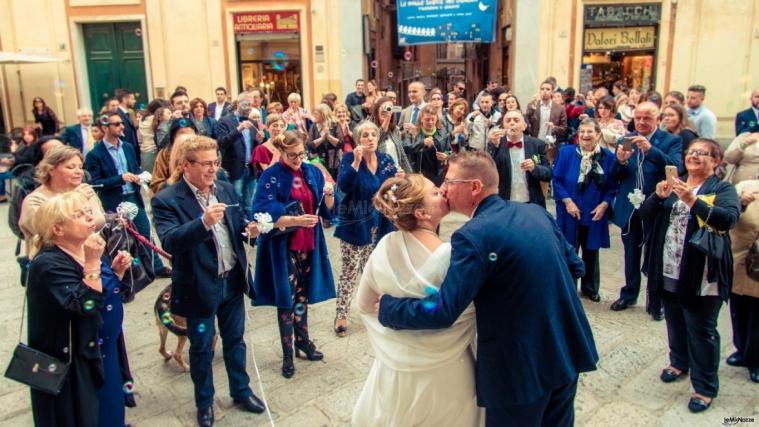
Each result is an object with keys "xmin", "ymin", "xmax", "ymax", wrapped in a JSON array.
[{"xmin": 0, "ymin": 203, "xmax": 757, "ymax": 426}]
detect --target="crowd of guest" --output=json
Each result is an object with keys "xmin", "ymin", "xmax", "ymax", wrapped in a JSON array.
[{"xmin": 2, "ymin": 74, "xmax": 758, "ymax": 427}]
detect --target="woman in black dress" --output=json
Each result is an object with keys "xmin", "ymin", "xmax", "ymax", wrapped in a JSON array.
[{"xmin": 32, "ymin": 97, "xmax": 60, "ymax": 136}]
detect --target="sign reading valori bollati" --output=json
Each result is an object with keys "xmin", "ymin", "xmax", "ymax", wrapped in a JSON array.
[
  {"xmin": 396, "ymin": 0, "xmax": 497, "ymax": 46},
  {"xmin": 232, "ymin": 11, "xmax": 299, "ymax": 34},
  {"xmin": 584, "ymin": 26, "xmax": 656, "ymax": 52}
]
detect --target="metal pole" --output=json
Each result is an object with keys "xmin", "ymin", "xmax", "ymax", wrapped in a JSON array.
[{"xmin": 16, "ymin": 69, "xmax": 27, "ymax": 124}]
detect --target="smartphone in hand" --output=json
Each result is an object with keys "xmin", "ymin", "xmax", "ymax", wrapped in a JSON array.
[
  {"xmin": 665, "ymin": 165, "xmax": 678, "ymax": 186},
  {"xmin": 622, "ymin": 136, "xmax": 635, "ymax": 152}
]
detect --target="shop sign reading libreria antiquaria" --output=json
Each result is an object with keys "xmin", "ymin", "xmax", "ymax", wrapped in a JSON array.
[
  {"xmin": 584, "ymin": 26, "xmax": 655, "ymax": 52},
  {"xmin": 232, "ymin": 11, "xmax": 299, "ymax": 34}
]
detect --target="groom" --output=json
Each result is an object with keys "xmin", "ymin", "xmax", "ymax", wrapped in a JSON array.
[{"xmin": 378, "ymin": 151, "xmax": 599, "ymax": 426}]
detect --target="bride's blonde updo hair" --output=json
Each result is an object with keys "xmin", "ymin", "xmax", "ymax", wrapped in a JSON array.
[{"xmin": 374, "ymin": 174, "xmax": 428, "ymax": 231}]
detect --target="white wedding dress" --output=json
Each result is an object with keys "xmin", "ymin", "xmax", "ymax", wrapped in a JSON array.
[{"xmin": 352, "ymin": 231, "xmax": 482, "ymax": 427}]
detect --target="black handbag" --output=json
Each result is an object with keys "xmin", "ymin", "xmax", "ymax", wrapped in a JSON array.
[
  {"xmin": 5, "ymin": 290, "xmax": 71, "ymax": 395},
  {"xmin": 267, "ymin": 200, "xmax": 306, "ymax": 238},
  {"xmin": 746, "ymin": 240, "xmax": 759, "ymax": 281},
  {"xmin": 688, "ymin": 206, "xmax": 725, "ymax": 259}
]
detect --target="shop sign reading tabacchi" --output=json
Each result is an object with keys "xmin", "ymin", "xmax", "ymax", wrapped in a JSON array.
[
  {"xmin": 584, "ymin": 26, "xmax": 656, "ymax": 52},
  {"xmin": 233, "ymin": 11, "xmax": 299, "ymax": 34}
]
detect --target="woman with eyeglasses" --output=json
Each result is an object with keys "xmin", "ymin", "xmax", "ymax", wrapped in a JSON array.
[
  {"xmin": 552, "ymin": 119, "xmax": 617, "ymax": 302},
  {"xmin": 333, "ymin": 121, "xmax": 397, "ymax": 337},
  {"xmin": 252, "ymin": 131, "xmax": 335, "ymax": 378},
  {"xmin": 27, "ymin": 192, "xmax": 134, "ymax": 427},
  {"xmin": 638, "ymin": 138, "xmax": 740, "ymax": 413}
]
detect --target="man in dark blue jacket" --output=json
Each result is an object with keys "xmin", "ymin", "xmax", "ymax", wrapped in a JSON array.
[
  {"xmin": 115, "ymin": 89, "xmax": 141, "ymax": 165},
  {"xmin": 152, "ymin": 136, "xmax": 265, "ymax": 427},
  {"xmin": 735, "ymin": 88, "xmax": 759, "ymax": 136},
  {"xmin": 609, "ymin": 102, "xmax": 683, "ymax": 319},
  {"xmin": 378, "ymin": 151, "xmax": 598, "ymax": 426},
  {"xmin": 84, "ymin": 112, "xmax": 170, "ymax": 277},
  {"xmin": 216, "ymin": 92, "xmax": 265, "ymax": 219}
]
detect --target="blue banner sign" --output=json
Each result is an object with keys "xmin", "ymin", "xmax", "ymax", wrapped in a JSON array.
[{"xmin": 397, "ymin": 0, "xmax": 497, "ymax": 46}]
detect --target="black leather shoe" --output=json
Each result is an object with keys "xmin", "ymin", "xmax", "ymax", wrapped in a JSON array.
[
  {"xmin": 282, "ymin": 353, "xmax": 295, "ymax": 378},
  {"xmin": 295, "ymin": 340, "xmax": 324, "ymax": 361},
  {"xmin": 750, "ymin": 367, "xmax": 759, "ymax": 383},
  {"xmin": 610, "ymin": 298, "xmax": 634, "ymax": 311},
  {"xmin": 585, "ymin": 293, "xmax": 601, "ymax": 302},
  {"xmin": 660, "ymin": 367, "xmax": 688, "ymax": 383},
  {"xmin": 234, "ymin": 394, "xmax": 265, "ymax": 414},
  {"xmin": 726, "ymin": 351, "xmax": 746, "ymax": 367},
  {"xmin": 688, "ymin": 396, "xmax": 712, "ymax": 413},
  {"xmin": 651, "ymin": 311, "xmax": 664, "ymax": 321},
  {"xmin": 197, "ymin": 406, "xmax": 214, "ymax": 427}
]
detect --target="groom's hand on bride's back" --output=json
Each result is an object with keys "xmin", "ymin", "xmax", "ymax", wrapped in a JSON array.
[{"xmin": 373, "ymin": 294, "xmax": 384, "ymax": 314}]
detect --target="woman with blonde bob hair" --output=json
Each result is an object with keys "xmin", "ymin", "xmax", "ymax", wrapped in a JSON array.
[
  {"xmin": 351, "ymin": 173, "xmax": 481, "ymax": 426},
  {"xmin": 27, "ymin": 192, "xmax": 134, "ymax": 427},
  {"xmin": 19, "ymin": 145, "xmax": 104, "ymax": 256}
]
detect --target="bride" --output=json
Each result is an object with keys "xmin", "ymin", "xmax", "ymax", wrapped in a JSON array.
[{"xmin": 352, "ymin": 174, "xmax": 481, "ymax": 426}]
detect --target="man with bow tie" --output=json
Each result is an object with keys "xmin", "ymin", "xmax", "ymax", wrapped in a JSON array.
[{"xmin": 486, "ymin": 109, "xmax": 552, "ymax": 207}]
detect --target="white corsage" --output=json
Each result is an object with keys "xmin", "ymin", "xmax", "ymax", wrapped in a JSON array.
[
  {"xmin": 253, "ymin": 212, "xmax": 275, "ymax": 234},
  {"xmin": 138, "ymin": 171, "xmax": 152, "ymax": 184}
]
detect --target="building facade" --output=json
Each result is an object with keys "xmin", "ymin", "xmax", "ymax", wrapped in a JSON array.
[
  {"xmin": 0, "ymin": 0, "xmax": 364, "ymax": 132},
  {"xmin": 365, "ymin": 0, "xmax": 758, "ymax": 139}
]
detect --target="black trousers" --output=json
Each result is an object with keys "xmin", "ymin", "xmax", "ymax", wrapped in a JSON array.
[
  {"xmin": 576, "ymin": 225, "xmax": 600, "ymax": 297},
  {"xmin": 485, "ymin": 376, "xmax": 578, "ymax": 427},
  {"xmin": 662, "ymin": 291, "xmax": 723, "ymax": 397},
  {"xmin": 729, "ymin": 293, "xmax": 759, "ymax": 368}
]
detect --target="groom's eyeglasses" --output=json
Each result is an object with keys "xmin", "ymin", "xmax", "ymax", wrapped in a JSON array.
[{"xmin": 442, "ymin": 178, "xmax": 476, "ymax": 187}]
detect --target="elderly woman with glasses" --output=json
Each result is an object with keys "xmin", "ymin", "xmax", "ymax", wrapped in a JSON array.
[
  {"xmin": 552, "ymin": 119, "xmax": 617, "ymax": 302},
  {"xmin": 27, "ymin": 192, "xmax": 134, "ymax": 427},
  {"xmin": 638, "ymin": 138, "xmax": 740, "ymax": 413},
  {"xmin": 252, "ymin": 130, "xmax": 335, "ymax": 379},
  {"xmin": 334, "ymin": 121, "xmax": 398, "ymax": 337}
]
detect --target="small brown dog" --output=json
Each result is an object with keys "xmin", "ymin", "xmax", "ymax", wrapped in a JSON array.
[
  {"xmin": 154, "ymin": 284, "xmax": 190, "ymax": 371},
  {"xmin": 154, "ymin": 284, "xmax": 218, "ymax": 372}
]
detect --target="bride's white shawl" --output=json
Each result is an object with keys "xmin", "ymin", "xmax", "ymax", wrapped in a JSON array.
[{"xmin": 355, "ymin": 231, "xmax": 476, "ymax": 372}]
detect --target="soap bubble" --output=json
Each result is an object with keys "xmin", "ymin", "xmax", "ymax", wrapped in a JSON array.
[
  {"xmin": 123, "ymin": 381, "xmax": 135, "ymax": 394},
  {"xmin": 47, "ymin": 363, "xmax": 58, "ymax": 373},
  {"xmin": 106, "ymin": 304, "xmax": 113, "ymax": 312},
  {"xmin": 488, "ymin": 252, "xmax": 498, "ymax": 262},
  {"xmin": 197, "ymin": 323, "xmax": 206, "ymax": 334},
  {"xmin": 271, "ymin": 51, "xmax": 289, "ymax": 71},
  {"xmin": 161, "ymin": 312, "xmax": 172, "ymax": 325},
  {"xmin": 294, "ymin": 303, "xmax": 305, "ymax": 316},
  {"xmin": 83, "ymin": 300, "xmax": 95, "ymax": 312}
]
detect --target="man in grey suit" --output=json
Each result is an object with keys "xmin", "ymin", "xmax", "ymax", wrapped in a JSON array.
[{"xmin": 399, "ymin": 81, "xmax": 427, "ymax": 138}]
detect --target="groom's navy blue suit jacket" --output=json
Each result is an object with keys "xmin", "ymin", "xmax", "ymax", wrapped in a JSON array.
[{"xmin": 379, "ymin": 195, "xmax": 599, "ymax": 408}]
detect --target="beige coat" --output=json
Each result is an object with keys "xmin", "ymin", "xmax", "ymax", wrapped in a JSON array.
[
  {"xmin": 724, "ymin": 133, "xmax": 759, "ymax": 185},
  {"xmin": 730, "ymin": 179, "xmax": 759, "ymax": 298}
]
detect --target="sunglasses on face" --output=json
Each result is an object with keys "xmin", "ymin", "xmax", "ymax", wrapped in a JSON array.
[{"xmin": 108, "ymin": 121, "xmax": 125, "ymax": 127}]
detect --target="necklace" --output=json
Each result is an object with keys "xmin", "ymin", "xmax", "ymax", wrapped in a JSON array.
[{"xmin": 413, "ymin": 227, "xmax": 438, "ymax": 237}]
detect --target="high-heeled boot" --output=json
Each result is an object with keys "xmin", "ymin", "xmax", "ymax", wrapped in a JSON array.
[{"xmin": 294, "ymin": 340, "xmax": 323, "ymax": 361}]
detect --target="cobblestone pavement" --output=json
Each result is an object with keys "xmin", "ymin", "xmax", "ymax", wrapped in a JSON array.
[{"xmin": 0, "ymin": 203, "xmax": 757, "ymax": 426}]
